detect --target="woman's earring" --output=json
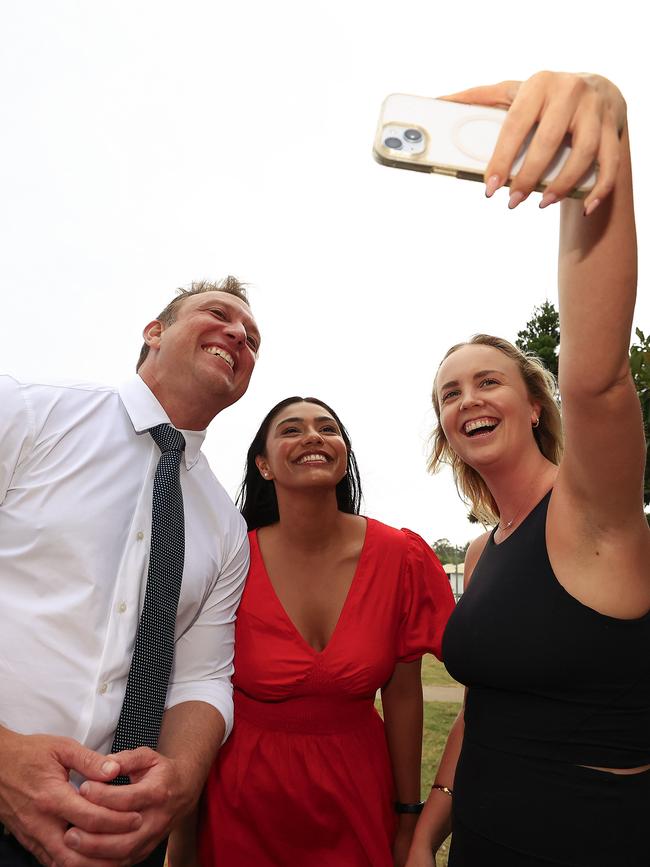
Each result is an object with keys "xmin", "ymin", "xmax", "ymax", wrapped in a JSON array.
[{"xmin": 532, "ymin": 416, "xmax": 540, "ymax": 429}]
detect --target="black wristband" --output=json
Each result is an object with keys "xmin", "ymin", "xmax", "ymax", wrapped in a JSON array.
[{"xmin": 394, "ymin": 801, "xmax": 424, "ymax": 814}]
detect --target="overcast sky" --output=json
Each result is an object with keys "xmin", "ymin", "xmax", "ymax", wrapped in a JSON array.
[{"xmin": 1, "ymin": 1, "xmax": 647, "ymax": 547}]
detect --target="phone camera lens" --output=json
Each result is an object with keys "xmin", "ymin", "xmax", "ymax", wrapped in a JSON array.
[
  {"xmin": 404, "ymin": 128, "xmax": 422, "ymax": 142},
  {"xmin": 384, "ymin": 137, "xmax": 402, "ymax": 150}
]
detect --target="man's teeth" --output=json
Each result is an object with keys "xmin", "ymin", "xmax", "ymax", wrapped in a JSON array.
[
  {"xmin": 297, "ymin": 454, "xmax": 328, "ymax": 464},
  {"xmin": 464, "ymin": 418, "xmax": 498, "ymax": 435},
  {"xmin": 203, "ymin": 346, "xmax": 234, "ymax": 368}
]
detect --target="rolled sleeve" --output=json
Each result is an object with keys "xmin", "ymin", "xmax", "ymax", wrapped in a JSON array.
[{"xmin": 167, "ymin": 532, "xmax": 250, "ymax": 742}]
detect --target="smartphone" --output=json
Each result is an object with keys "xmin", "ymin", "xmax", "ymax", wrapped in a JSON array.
[{"xmin": 373, "ymin": 93, "xmax": 596, "ymax": 196}]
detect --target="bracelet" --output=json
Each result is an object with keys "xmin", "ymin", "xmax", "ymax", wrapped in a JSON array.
[
  {"xmin": 394, "ymin": 801, "xmax": 424, "ymax": 814},
  {"xmin": 431, "ymin": 784, "xmax": 453, "ymax": 797}
]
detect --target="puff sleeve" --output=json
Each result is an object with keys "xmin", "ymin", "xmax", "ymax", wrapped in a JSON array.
[{"xmin": 396, "ymin": 529, "xmax": 455, "ymax": 663}]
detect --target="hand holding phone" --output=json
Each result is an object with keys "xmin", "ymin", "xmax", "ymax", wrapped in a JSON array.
[
  {"xmin": 374, "ymin": 93, "xmax": 596, "ymax": 197},
  {"xmin": 373, "ymin": 72, "xmax": 626, "ymax": 211}
]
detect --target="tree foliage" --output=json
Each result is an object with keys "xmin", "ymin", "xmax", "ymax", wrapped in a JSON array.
[
  {"xmin": 629, "ymin": 328, "xmax": 650, "ymax": 514},
  {"xmin": 431, "ymin": 538, "xmax": 469, "ymax": 565},
  {"xmin": 515, "ymin": 300, "xmax": 560, "ymax": 379}
]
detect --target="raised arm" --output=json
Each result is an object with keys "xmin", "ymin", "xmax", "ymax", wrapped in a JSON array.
[
  {"xmin": 556, "ymin": 118, "xmax": 644, "ymax": 530},
  {"xmin": 445, "ymin": 72, "xmax": 647, "ymax": 540}
]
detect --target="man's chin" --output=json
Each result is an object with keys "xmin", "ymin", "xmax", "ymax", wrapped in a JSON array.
[{"xmin": 209, "ymin": 382, "xmax": 251, "ymax": 415}]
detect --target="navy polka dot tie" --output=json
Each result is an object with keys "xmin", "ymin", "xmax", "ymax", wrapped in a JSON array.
[{"xmin": 110, "ymin": 424, "xmax": 186, "ymax": 784}]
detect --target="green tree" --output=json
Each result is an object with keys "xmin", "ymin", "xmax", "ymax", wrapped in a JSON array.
[
  {"xmin": 515, "ymin": 300, "xmax": 560, "ymax": 378},
  {"xmin": 629, "ymin": 328, "xmax": 650, "ymax": 520},
  {"xmin": 431, "ymin": 538, "xmax": 469, "ymax": 565}
]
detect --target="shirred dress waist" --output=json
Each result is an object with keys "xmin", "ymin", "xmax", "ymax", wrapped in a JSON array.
[{"xmin": 234, "ymin": 689, "xmax": 378, "ymax": 734}]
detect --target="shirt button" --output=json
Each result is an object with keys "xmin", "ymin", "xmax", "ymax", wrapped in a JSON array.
[
  {"xmin": 118, "ymin": 601, "xmax": 127, "ymax": 614},
  {"xmin": 136, "ymin": 531, "xmax": 144, "ymax": 541},
  {"xmin": 99, "ymin": 683, "xmax": 108, "ymax": 695}
]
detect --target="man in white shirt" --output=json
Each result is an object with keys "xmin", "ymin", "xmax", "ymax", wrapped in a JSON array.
[{"xmin": 0, "ymin": 277, "xmax": 261, "ymax": 867}]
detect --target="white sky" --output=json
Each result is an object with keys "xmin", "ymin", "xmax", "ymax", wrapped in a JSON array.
[{"xmin": 1, "ymin": 1, "xmax": 648, "ymax": 547}]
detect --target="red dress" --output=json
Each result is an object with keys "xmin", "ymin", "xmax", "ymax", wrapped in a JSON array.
[{"xmin": 199, "ymin": 518, "xmax": 455, "ymax": 867}]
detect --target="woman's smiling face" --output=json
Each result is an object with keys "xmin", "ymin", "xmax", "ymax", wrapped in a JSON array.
[
  {"xmin": 255, "ymin": 401, "xmax": 349, "ymax": 491},
  {"xmin": 435, "ymin": 343, "xmax": 541, "ymax": 471}
]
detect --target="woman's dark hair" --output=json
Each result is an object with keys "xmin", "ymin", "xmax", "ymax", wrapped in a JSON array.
[{"xmin": 236, "ymin": 396, "xmax": 363, "ymax": 531}]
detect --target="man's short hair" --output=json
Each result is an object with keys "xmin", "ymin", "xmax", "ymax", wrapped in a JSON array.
[{"xmin": 136, "ymin": 276, "xmax": 250, "ymax": 371}]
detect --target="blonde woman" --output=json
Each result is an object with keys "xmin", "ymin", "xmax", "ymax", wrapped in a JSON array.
[{"xmin": 407, "ymin": 71, "xmax": 650, "ymax": 867}]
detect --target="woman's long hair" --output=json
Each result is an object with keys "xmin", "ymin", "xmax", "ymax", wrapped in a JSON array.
[
  {"xmin": 428, "ymin": 334, "xmax": 563, "ymax": 525},
  {"xmin": 237, "ymin": 396, "xmax": 363, "ymax": 531}
]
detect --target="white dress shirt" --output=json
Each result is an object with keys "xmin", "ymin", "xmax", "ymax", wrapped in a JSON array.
[{"xmin": 0, "ymin": 374, "xmax": 248, "ymax": 753}]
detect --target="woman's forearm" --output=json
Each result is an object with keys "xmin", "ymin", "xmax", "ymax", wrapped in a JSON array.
[
  {"xmin": 168, "ymin": 808, "xmax": 200, "ymax": 867},
  {"xmin": 559, "ymin": 105, "xmax": 636, "ymax": 396},
  {"xmin": 382, "ymin": 660, "xmax": 427, "ymax": 866},
  {"xmin": 382, "ymin": 660, "xmax": 424, "ymax": 805},
  {"xmin": 409, "ymin": 708, "xmax": 464, "ymax": 856}
]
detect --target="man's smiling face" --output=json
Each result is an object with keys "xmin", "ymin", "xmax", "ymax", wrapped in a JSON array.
[{"xmin": 141, "ymin": 290, "xmax": 261, "ymax": 423}]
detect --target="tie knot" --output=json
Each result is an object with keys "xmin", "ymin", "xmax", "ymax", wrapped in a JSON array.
[{"xmin": 149, "ymin": 423, "xmax": 186, "ymax": 454}]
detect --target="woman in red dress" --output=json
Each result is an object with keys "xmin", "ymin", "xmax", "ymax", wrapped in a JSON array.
[{"xmin": 192, "ymin": 396, "xmax": 454, "ymax": 866}]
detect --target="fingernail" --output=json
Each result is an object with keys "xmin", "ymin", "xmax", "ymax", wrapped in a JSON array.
[
  {"xmin": 539, "ymin": 192, "xmax": 558, "ymax": 209},
  {"xmin": 583, "ymin": 198, "xmax": 601, "ymax": 217},
  {"xmin": 102, "ymin": 759, "xmax": 119, "ymax": 775},
  {"xmin": 66, "ymin": 832, "xmax": 80, "ymax": 850},
  {"xmin": 79, "ymin": 782, "xmax": 89, "ymax": 796},
  {"xmin": 485, "ymin": 175, "xmax": 501, "ymax": 198},
  {"xmin": 508, "ymin": 191, "xmax": 526, "ymax": 209},
  {"xmin": 132, "ymin": 814, "xmax": 143, "ymax": 830}
]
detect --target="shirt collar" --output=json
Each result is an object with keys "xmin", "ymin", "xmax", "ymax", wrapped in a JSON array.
[{"xmin": 118, "ymin": 375, "xmax": 206, "ymax": 470}]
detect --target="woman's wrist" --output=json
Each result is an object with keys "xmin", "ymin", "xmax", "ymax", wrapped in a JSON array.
[
  {"xmin": 409, "ymin": 795, "xmax": 452, "ymax": 852},
  {"xmin": 411, "ymin": 823, "xmax": 449, "ymax": 856},
  {"xmin": 396, "ymin": 811, "xmax": 420, "ymax": 826}
]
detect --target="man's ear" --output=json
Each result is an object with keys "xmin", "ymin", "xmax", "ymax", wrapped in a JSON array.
[{"xmin": 142, "ymin": 320, "xmax": 164, "ymax": 349}]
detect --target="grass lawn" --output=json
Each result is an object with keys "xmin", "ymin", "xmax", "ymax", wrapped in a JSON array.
[
  {"xmin": 421, "ymin": 654, "xmax": 459, "ymax": 687},
  {"xmin": 421, "ymin": 700, "xmax": 460, "ymax": 797}
]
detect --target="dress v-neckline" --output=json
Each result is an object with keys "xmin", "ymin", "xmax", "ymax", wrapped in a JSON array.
[{"xmin": 252, "ymin": 518, "xmax": 371, "ymax": 656}]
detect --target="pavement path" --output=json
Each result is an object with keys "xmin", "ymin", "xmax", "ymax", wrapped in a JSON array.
[{"xmin": 423, "ymin": 684, "xmax": 464, "ymax": 703}]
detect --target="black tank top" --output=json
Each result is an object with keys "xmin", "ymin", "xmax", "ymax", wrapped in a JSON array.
[{"xmin": 443, "ymin": 491, "xmax": 650, "ymax": 767}]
